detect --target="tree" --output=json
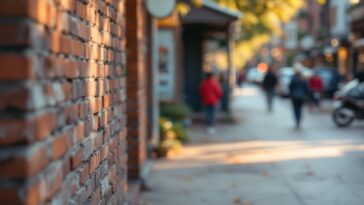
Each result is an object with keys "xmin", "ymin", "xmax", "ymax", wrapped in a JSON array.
[
  {"xmin": 175, "ymin": 1, "xmax": 329, "ymax": 67},
  {"xmin": 212, "ymin": 0, "xmax": 305, "ymax": 67}
]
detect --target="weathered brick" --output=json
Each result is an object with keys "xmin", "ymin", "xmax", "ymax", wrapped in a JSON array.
[
  {"xmin": 0, "ymin": 54, "xmax": 33, "ymax": 80},
  {"xmin": 76, "ymin": 1, "xmax": 87, "ymax": 20},
  {"xmin": 90, "ymin": 186, "xmax": 101, "ymax": 205},
  {"xmin": 0, "ymin": 143, "xmax": 49, "ymax": 178},
  {"xmin": 56, "ymin": 0, "xmax": 77, "ymax": 12},
  {"xmin": 38, "ymin": 163, "xmax": 63, "ymax": 202},
  {"xmin": 0, "ymin": 21, "xmax": 42, "ymax": 47},
  {"xmin": 79, "ymin": 162, "xmax": 90, "ymax": 186},
  {"xmin": 0, "ymin": 187, "xmax": 22, "ymax": 205},
  {"xmin": 71, "ymin": 146, "xmax": 84, "ymax": 170},
  {"xmin": 52, "ymin": 131, "xmax": 72, "ymax": 160},
  {"xmin": 74, "ymin": 121, "xmax": 85, "ymax": 143},
  {"xmin": 0, "ymin": 0, "xmax": 130, "ymax": 204},
  {"xmin": 0, "ymin": 0, "xmax": 29, "ymax": 17},
  {"xmin": 89, "ymin": 150, "xmax": 101, "ymax": 173}
]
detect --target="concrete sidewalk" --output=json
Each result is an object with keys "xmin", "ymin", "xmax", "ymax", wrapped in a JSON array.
[{"xmin": 139, "ymin": 86, "xmax": 364, "ymax": 205}]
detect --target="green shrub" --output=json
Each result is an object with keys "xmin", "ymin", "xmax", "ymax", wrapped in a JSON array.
[
  {"xmin": 172, "ymin": 123, "xmax": 187, "ymax": 142},
  {"xmin": 156, "ymin": 117, "xmax": 188, "ymax": 157},
  {"xmin": 160, "ymin": 102, "xmax": 191, "ymax": 121}
]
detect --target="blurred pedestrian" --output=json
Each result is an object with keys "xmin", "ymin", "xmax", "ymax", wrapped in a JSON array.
[
  {"xmin": 219, "ymin": 73, "xmax": 229, "ymax": 112},
  {"xmin": 308, "ymin": 73, "xmax": 324, "ymax": 111},
  {"xmin": 262, "ymin": 65, "xmax": 278, "ymax": 112},
  {"xmin": 289, "ymin": 71, "xmax": 309, "ymax": 129},
  {"xmin": 237, "ymin": 70, "xmax": 245, "ymax": 87},
  {"xmin": 199, "ymin": 72, "xmax": 223, "ymax": 134}
]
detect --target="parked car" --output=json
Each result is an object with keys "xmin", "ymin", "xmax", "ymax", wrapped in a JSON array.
[
  {"xmin": 246, "ymin": 67, "xmax": 265, "ymax": 84},
  {"xmin": 277, "ymin": 67, "xmax": 295, "ymax": 97},
  {"xmin": 313, "ymin": 67, "xmax": 341, "ymax": 98},
  {"xmin": 276, "ymin": 66, "xmax": 312, "ymax": 97}
]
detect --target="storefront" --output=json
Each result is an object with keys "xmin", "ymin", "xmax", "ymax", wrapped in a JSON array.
[
  {"xmin": 181, "ymin": 1, "xmax": 240, "ymax": 112},
  {"xmin": 350, "ymin": 2, "xmax": 364, "ymax": 80}
]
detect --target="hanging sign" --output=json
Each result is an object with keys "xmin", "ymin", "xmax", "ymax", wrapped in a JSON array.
[
  {"xmin": 145, "ymin": 0, "xmax": 176, "ymax": 18},
  {"xmin": 158, "ymin": 29, "xmax": 176, "ymax": 101}
]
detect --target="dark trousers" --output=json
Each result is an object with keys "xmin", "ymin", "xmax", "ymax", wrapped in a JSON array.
[
  {"xmin": 204, "ymin": 105, "xmax": 216, "ymax": 126},
  {"xmin": 292, "ymin": 99, "xmax": 304, "ymax": 126},
  {"xmin": 266, "ymin": 89, "xmax": 275, "ymax": 112}
]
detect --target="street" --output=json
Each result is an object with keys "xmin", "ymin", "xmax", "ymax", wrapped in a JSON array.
[{"xmin": 140, "ymin": 85, "xmax": 364, "ymax": 205}]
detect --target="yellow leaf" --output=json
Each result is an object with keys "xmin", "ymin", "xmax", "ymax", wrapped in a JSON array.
[
  {"xmin": 317, "ymin": 0, "xmax": 326, "ymax": 5},
  {"xmin": 176, "ymin": 2, "xmax": 190, "ymax": 16},
  {"xmin": 192, "ymin": 0, "xmax": 203, "ymax": 7}
]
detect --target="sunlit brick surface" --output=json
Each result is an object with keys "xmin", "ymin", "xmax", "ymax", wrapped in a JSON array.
[{"xmin": 0, "ymin": 0, "xmax": 128, "ymax": 204}]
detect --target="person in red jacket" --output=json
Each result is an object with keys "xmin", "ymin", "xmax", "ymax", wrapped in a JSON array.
[
  {"xmin": 308, "ymin": 73, "xmax": 324, "ymax": 111},
  {"xmin": 199, "ymin": 72, "xmax": 223, "ymax": 133}
]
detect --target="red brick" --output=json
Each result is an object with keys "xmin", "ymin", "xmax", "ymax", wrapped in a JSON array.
[
  {"xmin": 45, "ymin": 3, "xmax": 58, "ymax": 28},
  {"xmin": 52, "ymin": 132, "xmax": 71, "ymax": 160},
  {"xmin": 0, "ymin": 54, "xmax": 33, "ymax": 80},
  {"xmin": 0, "ymin": 143, "xmax": 49, "ymax": 178},
  {"xmin": 86, "ymin": 80, "xmax": 97, "ymax": 97},
  {"xmin": 0, "ymin": 21, "xmax": 34, "ymax": 47},
  {"xmin": 0, "ymin": 87, "xmax": 31, "ymax": 110},
  {"xmin": 62, "ymin": 82, "xmax": 72, "ymax": 101},
  {"xmin": 60, "ymin": 35, "xmax": 71, "ymax": 54},
  {"xmin": 108, "ymin": 165, "xmax": 116, "ymax": 185},
  {"xmin": 79, "ymin": 163, "xmax": 90, "ymax": 185},
  {"xmin": 71, "ymin": 147, "xmax": 84, "ymax": 170},
  {"xmin": 0, "ymin": 0, "xmax": 29, "ymax": 17},
  {"xmin": 78, "ymin": 23, "xmax": 89, "ymax": 41},
  {"xmin": 89, "ymin": 150, "xmax": 101, "ymax": 173},
  {"xmin": 50, "ymin": 31, "xmax": 62, "ymax": 53},
  {"xmin": 0, "ymin": 118, "xmax": 27, "ymax": 145},
  {"xmin": 79, "ymin": 101, "xmax": 90, "ymax": 118},
  {"xmin": 57, "ymin": 0, "xmax": 76, "ymax": 12},
  {"xmin": 91, "ymin": 187, "xmax": 101, "ymax": 205},
  {"xmin": 38, "ymin": 165, "xmax": 63, "ymax": 201},
  {"xmin": 100, "ymin": 144, "xmax": 109, "ymax": 162},
  {"xmin": 77, "ymin": 1, "xmax": 87, "ymax": 19},
  {"xmin": 90, "ymin": 97, "xmax": 103, "ymax": 114},
  {"xmin": 0, "ymin": 187, "xmax": 22, "ymax": 205},
  {"xmin": 0, "ymin": 0, "xmax": 54, "ymax": 25},
  {"xmin": 34, "ymin": 111, "xmax": 57, "ymax": 140},
  {"xmin": 0, "ymin": 0, "xmax": 130, "ymax": 203},
  {"xmin": 74, "ymin": 122, "xmax": 85, "ymax": 143},
  {"xmin": 64, "ymin": 60, "xmax": 79, "ymax": 78},
  {"xmin": 29, "ymin": 0, "xmax": 49, "ymax": 25},
  {"xmin": 63, "ymin": 156, "xmax": 72, "ymax": 177},
  {"xmin": 64, "ymin": 103, "xmax": 78, "ymax": 124},
  {"xmin": 94, "ymin": 132, "xmax": 103, "ymax": 148},
  {"xmin": 70, "ymin": 39, "xmax": 82, "ymax": 57},
  {"xmin": 0, "ymin": 111, "xmax": 57, "ymax": 146}
]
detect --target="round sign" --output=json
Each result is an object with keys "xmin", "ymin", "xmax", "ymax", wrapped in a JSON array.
[{"xmin": 145, "ymin": 0, "xmax": 176, "ymax": 18}]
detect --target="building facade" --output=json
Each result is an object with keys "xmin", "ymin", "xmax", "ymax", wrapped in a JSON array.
[{"xmin": 0, "ymin": 0, "xmax": 152, "ymax": 204}]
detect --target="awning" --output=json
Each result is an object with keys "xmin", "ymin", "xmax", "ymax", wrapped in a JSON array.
[{"xmin": 182, "ymin": 0, "xmax": 241, "ymax": 27}]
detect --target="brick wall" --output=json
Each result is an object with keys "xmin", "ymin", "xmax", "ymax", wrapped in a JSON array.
[
  {"xmin": 125, "ymin": 0, "xmax": 148, "ymax": 180},
  {"xmin": 0, "ymin": 0, "xmax": 128, "ymax": 204}
]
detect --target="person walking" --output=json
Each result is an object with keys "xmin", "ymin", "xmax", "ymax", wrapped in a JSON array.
[
  {"xmin": 289, "ymin": 71, "xmax": 309, "ymax": 129},
  {"xmin": 219, "ymin": 73, "xmax": 229, "ymax": 112},
  {"xmin": 199, "ymin": 72, "xmax": 223, "ymax": 134},
  {"xmin": 262, "ymin": 66, "xmax": 278, "ymax": 112},
  {"xmin": 237, "ymin": 70, "xmax": 245, "ymax": 87},
  {"xmin": 308, "ymin": 73, "xmax": 324, "ymax": 111}
]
